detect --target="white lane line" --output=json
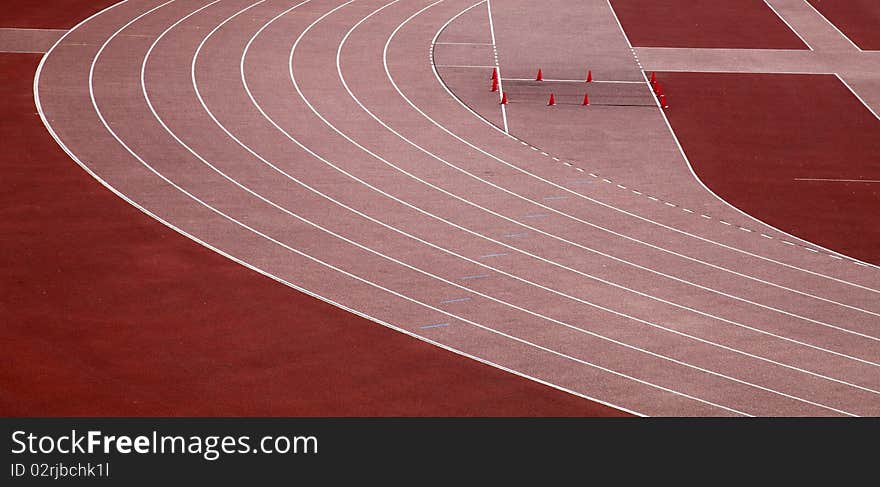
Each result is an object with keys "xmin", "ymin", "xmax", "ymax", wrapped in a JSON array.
[
  {"xmin": 34, "ymin": 0, "xmax": 652, "ymax": 421},
  {"xmin": 795, "ymin": 178, "xmax": 880, "ymax": 183},
  {"xmin": 434, "ymin": 41, "xmax": 492, "ymax": 45},
  {"xmin": 435, "ymin": 64, "xmax": 496, "ymax": 68},
  {"xmin": 834, "ymin": 74, "xmax": 880, "ymax": 121},
  {"xmin": 501, "ymin": 77, "xmax": 643, "ymax": 84},
  {"xmin": 485, "ymin": 0, "xmax": 507, "ymax": 133},
  {"xmin": 762, "ymin": 0, "xmax": 815, "ymax": 51}
]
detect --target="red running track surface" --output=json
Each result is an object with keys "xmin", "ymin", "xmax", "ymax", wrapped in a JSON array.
[
  {"xmin": 806, "ymin": 0, "xmax": 880, "ymax": 50},
  {"xmin": 0, "ymin": 1, "xmax": 121, "ymax": 29},
  {"xmin": 658, "ymin": 72, "xmax": 880, "ymax": 266},
  {"xmin": 0, "ymin": 53, "xmax": 627, "ymax": 417},
  {"xmin": 609, "ymin": 0, "xmax": 807, "ymax": 49}
]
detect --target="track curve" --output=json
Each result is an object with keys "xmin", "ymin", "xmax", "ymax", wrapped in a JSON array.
[{"xmin": 36, "ymin": 0, "xmax": 880, "ymax": 416}]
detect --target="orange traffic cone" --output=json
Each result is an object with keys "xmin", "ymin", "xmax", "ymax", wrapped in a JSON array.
[
  {"xmin": 586, "ymin": 70, "xmax": 593, "ymax": 82},
  {"xmin": 535, "ymin": 68, "xmax": 543, "ymax": 81},
  {"xmin": 547, "ymin": 93, "xmax": 555, "ymax": 106},
  {"xmin": 582, "ymin": 93, "xmax": 590, "ymax": 106},
  {"xmin": 500, "ymin": 92, "xmax": 508, "ymax": 104}
]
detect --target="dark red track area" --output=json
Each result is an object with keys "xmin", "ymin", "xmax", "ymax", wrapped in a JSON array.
[
  {"xmin": 659, "ymin": 72, "xmax": 880, "ymax": 265},
  {"xmin": 806, "ymin": 0, "xmax": 880, "ymax": 50},
  {"xmin": 0, "ymin": 1, "xmax": 120, "ymax": 28},
  {"xmin": 610, "ymin": 0, "xmax": 807, "ymax": 49},
  {"xmin": 1, "ymin": 53, "xmax": 626, "ymax": 417}
]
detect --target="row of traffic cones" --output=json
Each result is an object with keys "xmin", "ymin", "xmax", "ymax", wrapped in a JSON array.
[
  {"xmin": 491, "ymin": 68, "xmax": 590, "ymax": 106},
  {"xmin": 650, "ymin": 71, "xmax": 669, "ymax": 109},
  {"xmin": 496, "ymin": 92, "xmax": 590, "ymax": 106}
]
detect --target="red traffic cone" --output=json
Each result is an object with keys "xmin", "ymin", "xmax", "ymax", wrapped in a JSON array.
[
  {"xmin": 535, "ymin": 68, "xmax": 543, "ymax": 81},
  {"xmin": 547, "ymin": 93, "xmax": 556, "ymax": 106},
  {"xmin": 491, "ymin": 77, "xmax": 498, "ymax": 92},
  {"xmin": 650, "ymin": 71, "xmax": 656, "ymax": 84},
  {"xmin": 491, "ymin": 67, "xmax": 498, "ymax": 81},
  {"xmin": 500, "ymin": 92, "xmax": 508, "ymax": 105},
  {"xmin": 654, "ymin": 82, "xmax": 663, "ymax": 95},
  {"xmin": 660, "ymin": 94, "xmax": 668, "ymax": 109},
  {"xmin": 582, "ymin": 93, "xmax": 590, "ymax": 106},
  {"xmin": 586, "ymin": 70, "xmax": 593, "ymax": 82}
]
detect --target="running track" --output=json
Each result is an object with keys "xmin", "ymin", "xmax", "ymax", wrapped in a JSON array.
[{"xmin": 34, "ymin": 0, "xmax": 880, "ymax": 416}]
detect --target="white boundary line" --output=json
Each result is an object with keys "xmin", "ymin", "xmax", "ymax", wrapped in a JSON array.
[
  {"xmin": 640, "ymin": 67, "xmax": 834, "ymax": 75},
  {"xmin": 485, "ymin": 0, "xmax": 507, "ymax": 133},
  {"xmin": 434, "ymin": 63, "xmax": 495, "ymax": 68},
  {"xmin": 800, "ymin": 0, "xmax": 862, "ymax": 51},
  {"xmin": 502, "ymin": 77, "xmax": 642, "ymax": 83},
  {"xmin": 834, "ymin": 73, "xmax": 880, "ymax": 121},
  {"xmin": 795, "ymin": 178, "xmax": 880, "ymax": 183},
  {"xmin": 31, "ymin": 0, "xmax": 647, "ymax": 420},
  {"xmin": 762, "ymin": 0, "xmax": 815, "ymax": 51},
  {"xmin": 434, "ymin": 41, "xmax": 492, "ymax": 45}
]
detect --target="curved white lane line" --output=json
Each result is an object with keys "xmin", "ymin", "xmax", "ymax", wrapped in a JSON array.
[
  {"xmin": 427, "ymin": 0, "xmax": 880, "ymax": 289},
  {"xmin": 33, "ymin": 0, "xmax": 645, "ymax": 420},
  {"xmin": 127, "ymin": 0, "xmax": 747, "ymax": 417},
  {"xmin": 334, "ymin": 0, "xmax": 880, "ymax": 337},
  {"xmin": 169, "ymin": 0, "xmax": 880, "ymax": 401}
]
